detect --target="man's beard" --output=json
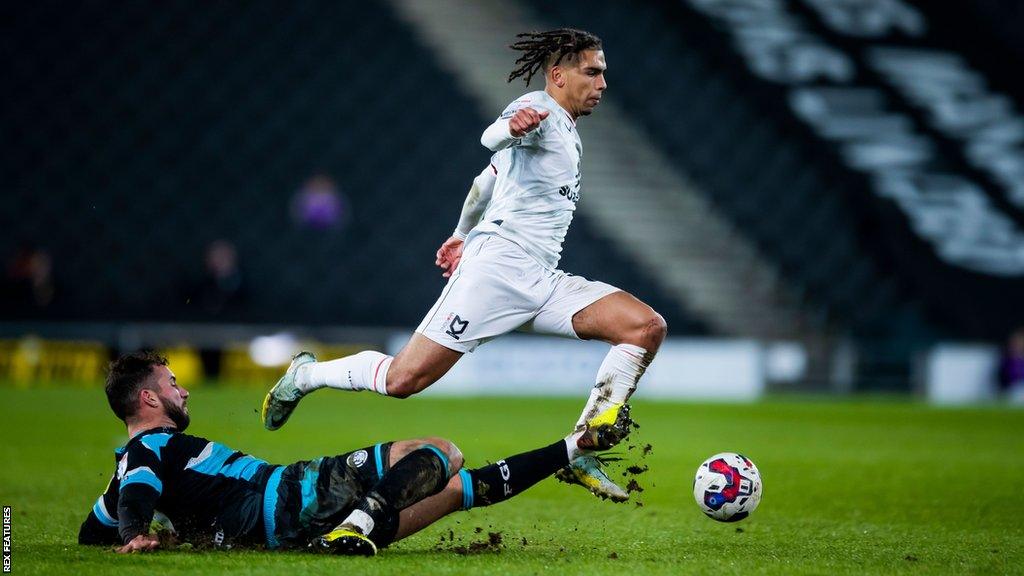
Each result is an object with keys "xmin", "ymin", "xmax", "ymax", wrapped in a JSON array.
[{"xmin": 161, "ymin": 396, "xmax": 191, "ymax": 431}]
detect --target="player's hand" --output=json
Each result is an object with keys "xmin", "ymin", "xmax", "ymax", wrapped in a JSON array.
[
  {"xmin": 508, "ymin": 107, "xmax": 549, "ymax": 138},
  {"xmin": 116, "ymin": 533, "xmax": 160, "ymax": 554},
  {"xmin": 435, "ymin": 236, "xmax": 465, "ymax": 278}
]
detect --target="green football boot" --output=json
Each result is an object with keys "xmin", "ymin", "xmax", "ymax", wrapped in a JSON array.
[
  {"xmin": 556, "ymin": 454, "xmax": 630, "ymax": 502},
  {"xmin": 261, "ymin": 351, "xmax": 316, "ymax": 431}
]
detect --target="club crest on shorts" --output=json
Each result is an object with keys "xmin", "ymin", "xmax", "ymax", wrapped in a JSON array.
[
  {"xmin": 444, "ymin": 313, "xmax": 470, "ymax": 340},
  {"xmin": 348, "ymin": 449, "xmax": 369, "ymax": 468}
]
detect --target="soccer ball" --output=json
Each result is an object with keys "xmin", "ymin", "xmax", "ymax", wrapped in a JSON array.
[{"xmin": 693, "ymin": 452, "xmax": 762, "ymax": 522}]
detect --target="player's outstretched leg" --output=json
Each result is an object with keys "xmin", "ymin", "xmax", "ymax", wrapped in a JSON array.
[
  {"xmin": 391, "ymin": 422, "xmax": 620, "ymax": 542},
  {"xmin": 312, "ymin": 421, "xmax": 620, "ymax": 553},
  {"xmin": 261, "ymin": 335, "xmax": 463, "ymax": 430},
  {"xmin": 566, "ymin": 291, "xmax": 667, "ymax": 501},
  {"xmin": 262, "ymin": 349, "xmax": 393, "ymax": 430}
]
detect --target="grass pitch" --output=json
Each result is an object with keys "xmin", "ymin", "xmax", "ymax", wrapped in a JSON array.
[{"xmin": 1, "ymin": 386, "xmax": 1022, "ymax": 575}]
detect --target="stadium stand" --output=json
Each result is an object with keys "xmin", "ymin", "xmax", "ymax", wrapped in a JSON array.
[
  {"xmin": 514, "ymin": 0, "xmax": 1024, "ymax": 386},
  {"xmin": 531, "ymin": 2, "xmax": 1024, "ymax": 324},
  {"xmin": 7, "ymin": 0, "xmax": 1023, "ymax": 390},
  {"xmin": 520, "ymin": 0, "xmax": 934, "ymax": 341},
  {"xmin": 1, "ymin": 0, "xmax": 704, "ymax": 334}
]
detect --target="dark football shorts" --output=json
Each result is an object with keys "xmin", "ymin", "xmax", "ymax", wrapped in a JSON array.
[{"xmin": 263, "ymin": 441, "xmax": 394, "ymax": 549}]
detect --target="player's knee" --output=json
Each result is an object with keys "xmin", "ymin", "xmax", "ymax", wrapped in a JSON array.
[
  {"xmin": 386, "ymin": 368, "xmax": 431, "ymax": 399},
  {"xmin": 423, "ymin": 437, "xmax": 464, "ymax": 473},
  {"xmin": 646, "ymin": 312, "xmax": 668, "ymax": 346},
  {"xmin": 623, "ymin": 310, "xmax": 667, "ymax": 349}
]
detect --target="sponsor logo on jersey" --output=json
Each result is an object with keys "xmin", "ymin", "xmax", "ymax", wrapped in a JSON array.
[
  {"xmin": 558, "ymin": 185, "xmax": 580, "ymax": 204},
  {"xmin": 445, "ymin": 314, "xmax": 470, "ymax": 340},
  {"xmin": 348, "ymin": 450, "xmax": 369, "ymax": 468}
]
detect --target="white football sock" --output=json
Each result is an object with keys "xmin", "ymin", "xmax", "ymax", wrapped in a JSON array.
[
  {"xmin": 564, "ymin": 430, "xmax": 589, "ymax": 462},
  {"xmin": 297, "ymin": 351, "xmax": 392, "ymax": 396},
  {"xmin": 573, "ymin": 343, "xmax": 649, "ymax": 433},
  {"xmin": 338, "ymin": 509, "xmax": 374, "ymax": 536}
]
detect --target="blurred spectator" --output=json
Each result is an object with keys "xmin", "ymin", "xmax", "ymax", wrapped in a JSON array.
[
  {"xmin": 291, "ymin": 173, "xmax": 349, "ymax": 231},
  {"xmin": 187, "ymin": 240, "xmax": 246, "ymax": 317},
  {"xmin": 998, "ymin": 328, "xmax": 1024, "ymax": 404},
  {"xmin": 2, "ymin": 245, "xmax": 56, "ymax": 315}
]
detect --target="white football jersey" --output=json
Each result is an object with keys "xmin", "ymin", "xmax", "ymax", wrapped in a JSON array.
[{"xmin": 476, "ymin": 90, "xmax": 582, "ymax": 270}]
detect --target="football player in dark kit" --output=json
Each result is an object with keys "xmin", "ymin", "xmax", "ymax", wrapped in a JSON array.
[{"xmin": 79, "ymin": 352, "xmax": 630, "ymax": 556}]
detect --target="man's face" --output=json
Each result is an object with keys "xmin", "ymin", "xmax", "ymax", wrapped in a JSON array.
[
  {"xmin": 564, "ymin": 49, "xmax": 607, "ymax": 117},
  {"xmin": 151, "ymin": 365, "xmax": 190, "ymax": 431}
]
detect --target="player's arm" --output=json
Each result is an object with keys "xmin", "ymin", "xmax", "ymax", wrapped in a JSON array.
[
  {"xmin": 436, "ymin": 165, "xmax": 497, "ymax": 277},
  {"xmin": 115, "ymin": 444, "xmax": 165, "ymax": 549},
  {"xmin": 78, "ymin": 473, "xmax": 121, "ymax": 546},
  {"xmin": 454, "ymin": 165, "xmax": 496, "ymax": 240},
  {"xmin": 480, "ymin": 102, "xmax": 549, "ymax": 151}
]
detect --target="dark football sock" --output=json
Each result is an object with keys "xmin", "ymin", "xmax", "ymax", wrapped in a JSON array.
[{"xmin": 460, "ymin": 440, "xmax": 569, "ymax": 509}]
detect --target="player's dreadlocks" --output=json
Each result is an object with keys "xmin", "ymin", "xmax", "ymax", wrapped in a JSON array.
[{"xmin": 507, "ymin": 28, "xmax": 603, "ymax": 85}]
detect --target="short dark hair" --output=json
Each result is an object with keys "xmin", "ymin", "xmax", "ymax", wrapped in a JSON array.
[
  {"xmin": 105, "ymin": 351, "xmax": 168, "ymax": 422},
  {"xmin": 508, "ymin": 28, "xmax": 603, "ymax": 85}
]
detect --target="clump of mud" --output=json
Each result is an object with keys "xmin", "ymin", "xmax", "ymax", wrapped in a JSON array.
[
  {"xmin": 436, "ymin": 528, "xmax": 504, "ymax": 555},
  {"xmin": 626, "ymin": 464, "xmax": 649, "ymax": 476},
  {"xmin": 451, "ymin": 531, "xmax": 503, "ymax": 555},
  {"xmin": 619, "ymin": 423, "xmax": 654, "ymax": 504}
]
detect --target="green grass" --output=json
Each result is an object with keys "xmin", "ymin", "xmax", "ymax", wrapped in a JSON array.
[{"xmin": 1, "ymin": 386, "xmax": 1022, "ymax": 575}]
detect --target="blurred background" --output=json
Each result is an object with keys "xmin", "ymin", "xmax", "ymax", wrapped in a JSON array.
[{"xmin": 2, "ymin": 0, "xmax": 1022, "ymax": 405}]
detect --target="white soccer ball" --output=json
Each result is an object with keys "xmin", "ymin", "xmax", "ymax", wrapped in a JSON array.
[{"xmin": 693, "ymin": 452, "xmax": 762, "ymax": 522}]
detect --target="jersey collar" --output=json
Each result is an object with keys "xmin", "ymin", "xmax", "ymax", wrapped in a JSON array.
[{"xmin": 118, "ymin": 426, "xmax": 179, "ymax": 453}]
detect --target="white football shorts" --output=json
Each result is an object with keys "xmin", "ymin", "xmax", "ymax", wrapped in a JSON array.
[{"xmin": 416, "ymin": 232, "xmax": 620, "ymax": 353}]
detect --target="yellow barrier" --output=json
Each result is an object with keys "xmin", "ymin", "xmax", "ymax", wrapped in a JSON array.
[
  {"xmin": 0, "ymin": 339, "xmax": 379, "ymax": 387},
  {"xmin": 0, "ymin": 337, "xmax": 109, "ymax": 386},
  {"xmin": 159, "ymin": 345, "xmax": 204, "ymax": 387}
]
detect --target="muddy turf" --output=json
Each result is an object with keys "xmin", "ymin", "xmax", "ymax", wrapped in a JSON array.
[{"xmin": 1, "ymin": 386, "xmax": 1021, "ymax": 575}]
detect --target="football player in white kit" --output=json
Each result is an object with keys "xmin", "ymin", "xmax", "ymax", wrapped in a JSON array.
[{"xmin": 262, "ymin": 29, "xmax": 667, "ymax": 502}]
